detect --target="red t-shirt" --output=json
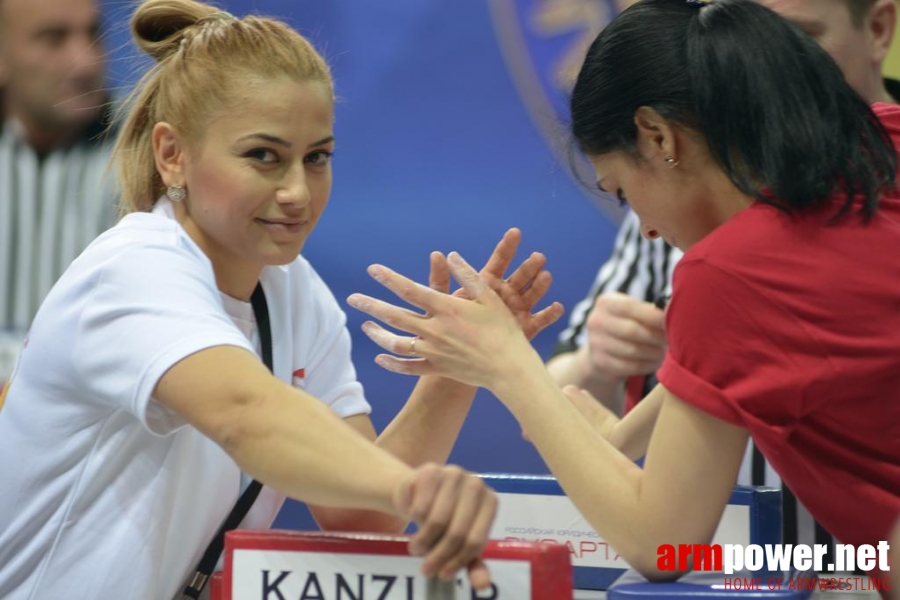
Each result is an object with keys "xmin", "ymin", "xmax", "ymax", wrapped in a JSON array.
[{"xmin": 657, "ymin": 103, "xmax": 900, "ymax": 559}]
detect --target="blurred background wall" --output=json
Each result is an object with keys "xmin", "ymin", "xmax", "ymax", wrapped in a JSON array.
[
  {"xmin": 99, "ymin": 0, "xmax": 900, "ymax": 529},
  {"xmin": 886, "ymin": 32, "xmax": 900, "ymax": 77}
]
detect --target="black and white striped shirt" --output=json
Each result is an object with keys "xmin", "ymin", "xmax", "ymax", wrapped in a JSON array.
[
  {"xmin": 0, "ymin": 116, "xmax": 117, "ymax": 330},
  {"xmin": 555, "ymin": 210, "xmax": 682, "ymax": 354},
  {"xmin": 555, "ymin": 209, "xmax": 835, "ymax": 553}
]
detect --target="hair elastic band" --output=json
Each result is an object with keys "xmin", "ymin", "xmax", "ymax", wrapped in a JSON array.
[{"xmin": 198, "ymin": 11, "xmax": 236, "ymax": 25}]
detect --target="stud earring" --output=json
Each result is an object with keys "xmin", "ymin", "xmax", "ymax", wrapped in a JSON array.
[
  {"xmin": 166, "ymin": 184, "xmax": 186, "ymax": 202},
  {"xmin": 664, "ymin": 155, "xmax": 680, "ymax": 168}
]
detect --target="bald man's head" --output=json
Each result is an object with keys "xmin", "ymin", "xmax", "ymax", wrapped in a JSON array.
[
  {"xmin": 0, "ymin": 0, "xmax": 107, "ymax": 147},
  {"xmin": 756, "ymin": 0, "xmax": 896, "ymax": 104}
]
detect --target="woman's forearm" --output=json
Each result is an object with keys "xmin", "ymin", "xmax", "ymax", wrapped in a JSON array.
[
  {"xmin": 547, "ymin": 346, "xmax": 626, "ymax": 414},
  {"xmin": 224, "ymin": 380, "xmax": 411, "ymax": 513},
  {"xmin": 488, "ymin": 352, "xmax": 670, "ymax": 571},
  {"xmin": 157, "ymin": 347, "xmax": 411, "ymax": 515},
  {"xmin": 489, "ymin": 354, "xmax": 746, "ymax": 579},
  {"xmin": 375, "ymin": 375, "xmax": 477, "ymax": 466},
  {"xmin": 309, "ymin": 376, "xmax": 477, "ymax": 533},
  {"xmin": 608, "ymin": 384, "xmax": 665, "ymax": 460}
]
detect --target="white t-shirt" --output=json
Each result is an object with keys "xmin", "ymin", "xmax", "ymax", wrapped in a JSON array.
[{"xmin": 0, "ymin": 200, "xmax": 370, "ymax": 599}]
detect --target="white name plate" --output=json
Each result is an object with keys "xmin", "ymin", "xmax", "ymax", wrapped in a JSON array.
[{"xmin": 214, "ymin": 530, "xmax": 573, "ymax": 599}]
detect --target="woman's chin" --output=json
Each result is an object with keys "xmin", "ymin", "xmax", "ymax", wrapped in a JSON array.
[
  {"xmin": 269, "ymin": 252, "xmax": 302, "ymax": 266},
  {"xmin": 260, "ymin": 244, "xmax": 304, "ymax": 267}
]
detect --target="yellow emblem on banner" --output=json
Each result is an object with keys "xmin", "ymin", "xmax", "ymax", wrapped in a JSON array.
[{"xmin": 0, "ymin": 379, "xmax": 9, "ymax": 413}]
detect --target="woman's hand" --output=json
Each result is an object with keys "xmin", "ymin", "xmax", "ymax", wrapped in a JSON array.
[
  {"xmin": 394, "ymin": 463, "xmax": 498, "ymax": 589},
  {"xmin": 429, "ymin": 228, "xmax": 564, "ymax": 341},
  {"xmin": 348, "ymin": 252, "xmax": 560, "ymax": 390}
]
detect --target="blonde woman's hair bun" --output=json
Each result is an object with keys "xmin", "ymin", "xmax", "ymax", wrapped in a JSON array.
[{"xmin": 131, "ymin": 0, "xmax": 228, "ymax": 62}]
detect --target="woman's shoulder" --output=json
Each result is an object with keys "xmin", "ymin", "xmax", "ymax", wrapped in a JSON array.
[
  {"xmin": 95, "ymin": 211, "xmax": 205, "ymax": 258},
  {"xmin": 71, "ymin": 211, "xmax": 214, "ymax": 287}
]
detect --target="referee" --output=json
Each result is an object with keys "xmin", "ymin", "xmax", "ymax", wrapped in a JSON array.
[{"xmin": 0, "ymin": 0, "xmax": 117, "ymax": 335}]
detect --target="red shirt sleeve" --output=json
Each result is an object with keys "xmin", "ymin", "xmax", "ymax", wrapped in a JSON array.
[{"xmin": 657, "ymin": 257, "xmax": 814, "ymax": 430}]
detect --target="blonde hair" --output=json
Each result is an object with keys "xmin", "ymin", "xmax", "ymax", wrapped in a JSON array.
[{"xmin": 112, "ymin": 0, "xmax": 333, "ymax": 214}]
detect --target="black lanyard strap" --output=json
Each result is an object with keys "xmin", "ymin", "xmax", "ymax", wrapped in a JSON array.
[
  {"xmin": 250, "ymin": 282, "xmax": 274, "ymax": 374},
  {"xmin": 181, "ymin": 283, "xmax": 272, "ymax": 599}
]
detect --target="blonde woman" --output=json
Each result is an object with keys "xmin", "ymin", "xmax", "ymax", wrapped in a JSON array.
[{"xmin": 0, "ymin": 1, "xmax": 563, "ymax": 598}]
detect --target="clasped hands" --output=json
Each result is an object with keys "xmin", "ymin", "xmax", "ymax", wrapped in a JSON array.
[{"xmin": 347, "ymin": 228, "xmax": 564, "ymax": 390}]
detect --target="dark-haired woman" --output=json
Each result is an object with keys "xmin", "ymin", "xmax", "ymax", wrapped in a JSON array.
[{"xmin": 351, "ymin": 0, "xmax": 900, "ymax": 591}]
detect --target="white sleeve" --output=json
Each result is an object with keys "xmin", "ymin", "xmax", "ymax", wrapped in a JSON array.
[
  {"xmin": 298, "ymin": 263, "xmax": 370, "ymax": 419},
  {"xmin": 73, "ymin": 242, "xmax": 254, "ymax": 435}
]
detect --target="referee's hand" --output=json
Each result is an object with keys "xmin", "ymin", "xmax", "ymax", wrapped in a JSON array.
[{"xmin": 584, "ymin": 292, "xmax": 667, "ymax": 380}]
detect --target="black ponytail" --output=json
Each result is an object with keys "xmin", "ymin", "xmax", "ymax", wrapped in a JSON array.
[{"xmin": 571, "ymin": 0, "xmax": 896, "ymax": 221}]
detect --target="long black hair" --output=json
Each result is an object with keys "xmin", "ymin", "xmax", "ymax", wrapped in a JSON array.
[{"xmin": 570, "ymin": 0, "xmax": 896, "ymax": 221}]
